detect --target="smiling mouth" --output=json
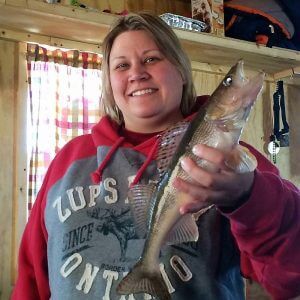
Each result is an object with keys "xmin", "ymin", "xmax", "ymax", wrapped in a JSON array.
[{"xmin": 130, "ymin": 88, "xmax": 157, "ymax": 97}]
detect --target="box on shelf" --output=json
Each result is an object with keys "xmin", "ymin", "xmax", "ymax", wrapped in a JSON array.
[{"xmin": 191, "ymin": 0, "xmax": 224, "ymax": 36}]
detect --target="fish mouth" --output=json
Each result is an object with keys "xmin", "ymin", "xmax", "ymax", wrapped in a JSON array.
[
  {"xmin": 235, "ymin": 59, "xmax": 247, "ymax": 86},
  {"xmin": 245, "ymin": 71, "xmax": 265, "ymax": 105},
  {"xmin": 235, "ymin": 60, "xmax": 265, "ymax": 107},
  {"xmin": 129, "ymin": 88, "xmax": 157, "ymax": 97}
]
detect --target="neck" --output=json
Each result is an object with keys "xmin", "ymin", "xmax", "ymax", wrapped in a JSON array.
[{"xmin": 124, "ymin": 114, "xmax": 184, "ymax": 134}]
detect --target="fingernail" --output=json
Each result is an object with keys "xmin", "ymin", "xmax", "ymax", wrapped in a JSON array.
[
  {"xmin": 192, "ymin": 145, "xmax": 201, "ymax": 156},
  {"xmin": 180, "ymin": 157, "xmax": 188, "ymax": 170}
]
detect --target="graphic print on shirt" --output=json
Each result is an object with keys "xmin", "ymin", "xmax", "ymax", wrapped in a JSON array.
[
  {"xmin": 45, "ymin": 146, "xmax": 243, "ymax": 299},
  {"xmin": 87, "ymin": 207, "xmax": 138, "ymax": 262},
  {"xmin": 45, "ymin": 147, "xmax": 158, "ymax": 299}
]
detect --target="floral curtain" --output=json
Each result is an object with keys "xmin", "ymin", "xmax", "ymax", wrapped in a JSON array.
[{"xmin": 26, "ymin": 43, "xmax": 102, "ymax": 212}]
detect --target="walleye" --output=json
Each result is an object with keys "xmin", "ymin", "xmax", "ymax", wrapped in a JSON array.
[{"xmin": 117, "ymin": 60, "xmax": 265, "ymax": 300}]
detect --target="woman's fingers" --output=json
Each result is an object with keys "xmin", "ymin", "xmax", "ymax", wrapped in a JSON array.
[
  {"xmin": 173, "ymin": 177, "xmax": 222, "ymax": 214},
  {"xmin": 192, "ymin": 144, "xmax": 227, "ymax": 168},
  {"xmin": 180, "ymin": 156, "xmax": 224, "ymax": 189},
  {"xmin": 181, "ymin": 157, "xmax": 230, "ymax": 190},
  {"xmin": 174, "ymin": 144, "xmax": 256, "ymax": 214}
]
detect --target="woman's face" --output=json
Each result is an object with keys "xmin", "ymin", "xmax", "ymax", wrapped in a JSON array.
[{"xmin": 109, "ymin": 30, "xmax": 184, "ymax": 133}]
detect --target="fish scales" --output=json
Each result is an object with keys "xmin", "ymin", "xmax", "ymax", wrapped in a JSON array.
[{"xmin": 154, "ymin": 118, "xmax": 215, "ymax": 181}]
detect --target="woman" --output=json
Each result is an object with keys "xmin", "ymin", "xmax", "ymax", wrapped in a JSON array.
[{"xmin": 12, "ymin": 13, "xmax": 300, "ymax": 300}]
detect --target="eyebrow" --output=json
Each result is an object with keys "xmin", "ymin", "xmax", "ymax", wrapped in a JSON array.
[{"xmin": 110, "ymin": 49, "xmax": 161, "ymax": 61}]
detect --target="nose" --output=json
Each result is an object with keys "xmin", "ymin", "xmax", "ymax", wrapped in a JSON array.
[{"xmin": 128, "ymin": 63, "xmax": 149, "ymax": 82}]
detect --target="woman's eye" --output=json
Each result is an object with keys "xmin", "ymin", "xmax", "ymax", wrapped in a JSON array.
[
  {"xmin": 115, "ymin": 63, "xmax": 128, "ymax": 70},
  {"xmin": 144, "ymin": 57, "xmax": 159, "ymax": 64}
]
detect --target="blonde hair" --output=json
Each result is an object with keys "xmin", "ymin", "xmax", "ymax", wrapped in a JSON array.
[{"xmin": 100, "ymin": 12, "xmax": 196, "ymax": 124}]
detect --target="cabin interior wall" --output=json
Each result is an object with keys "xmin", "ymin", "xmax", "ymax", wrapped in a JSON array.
[{"xmin": 0, "ymin": 38, "xmax": 299, "ymax": 299}]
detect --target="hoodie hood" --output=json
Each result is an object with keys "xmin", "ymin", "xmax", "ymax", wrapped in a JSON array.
[
  {"xmin": 90, "ymin": 116, "xmax": 160, "ymax": 185},
  {"xmin": 89, "ymin": 96, "xmax": 209, "ymax": 185},
  {"xmin": 91, "ymin": 116, "xmax": 160, "ymax": 156}
]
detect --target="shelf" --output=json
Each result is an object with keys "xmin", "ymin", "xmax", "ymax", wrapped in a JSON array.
[
  {"xmin": 0, "ymin": 0, "xmax": 115, "ymax": 48},
  {"xmin": 175, "ymin": 29, "xmax": 300, "ymax": 78},
  {"xmin": 1, "ymin": 0, "xmax": 300, "ymax": 81}
]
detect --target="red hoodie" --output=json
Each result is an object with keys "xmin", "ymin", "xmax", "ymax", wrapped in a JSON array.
[{"xmin": 11, "ymin": 97, "xmax": 300, "ymax": 300}]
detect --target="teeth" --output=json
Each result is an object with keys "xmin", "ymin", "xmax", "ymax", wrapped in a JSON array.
[{"xmin": 132, "ymin": 89, "xmax": 154, "ymax": 96}]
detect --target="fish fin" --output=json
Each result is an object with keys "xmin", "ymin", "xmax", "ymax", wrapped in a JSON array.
[
  {"xmin": 117, "ymin": 261, "xmax": 171, "ymax": 300},
  {"xmin": 165, "ymin": 213, "xmax": 199, "ymax": 245},
  {"xmin": 128, "ymin": 183, "xmax": 157, "ymax": 238},
  {"xmin": 156, "ymin": 121, "xmax": 189, "ymax": 180},
  {"xmin": 226, "ymin": 145, "xmax": 257, "ymax": 173},
  {"xmin": 193, "ymin": 205, "xmax": 215, "ymax": 221}
]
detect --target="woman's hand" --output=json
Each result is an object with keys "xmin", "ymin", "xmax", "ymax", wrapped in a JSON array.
[{"xmin": 173, "ymin": 144, "xmax": 255, "ymax": 214}]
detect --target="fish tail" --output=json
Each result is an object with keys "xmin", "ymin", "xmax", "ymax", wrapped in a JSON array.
[{"xmin": 117, "ymin": 260, "xmax": 171, "ymax": 300}]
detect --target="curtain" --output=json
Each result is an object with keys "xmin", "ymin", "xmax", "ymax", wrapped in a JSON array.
[{"xmin": 26, "ymin": 43, "xmax": 102, "ymax": 212}]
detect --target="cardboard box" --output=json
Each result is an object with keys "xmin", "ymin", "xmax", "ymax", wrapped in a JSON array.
[{"xmin": 191, "ymin": 0, "xmax": 224, "ymax": 36}]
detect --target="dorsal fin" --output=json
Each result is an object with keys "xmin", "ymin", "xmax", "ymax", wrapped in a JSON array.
[{"xmin": 156, "ymin": 120, "xmax": 189, "ymax": 180}]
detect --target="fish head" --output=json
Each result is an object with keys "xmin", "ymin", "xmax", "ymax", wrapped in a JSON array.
[{"xmin": 205, "ymin": 60, "xmax": 265, "ymax": 131}]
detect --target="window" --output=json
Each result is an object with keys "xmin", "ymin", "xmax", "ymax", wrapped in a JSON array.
[{"xmin": 26, "ymin": 43, "xmax": 102, "ymax": 212}]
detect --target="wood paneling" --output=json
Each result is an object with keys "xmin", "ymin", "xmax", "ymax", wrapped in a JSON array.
[
  {"xmin": 0, "ymin": 39, "xmax": 16, "ymax": 300},
  {"xmin": 0, "ymin": 40, "xmax": 27, "ymax": 300},
  {"xmin": 276, "ymin": 84, "xmax": 300, "ymax": 184}
]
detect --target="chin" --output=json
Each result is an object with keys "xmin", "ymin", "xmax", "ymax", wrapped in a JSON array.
[{"xmin": 133, "ymin": 110, "xmax": 161, "ymax": 119}]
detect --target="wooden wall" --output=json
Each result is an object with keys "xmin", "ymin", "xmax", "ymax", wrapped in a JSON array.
[
  {"xmin": 0, "ymin": 38, "xmax": 299, "ymax": 300},
  {"xmin": 0, "ymin": 39, "xmax": 16, "ymax": 300},
  {"xmin": 0, "ymin": 39, "xmax": 27, "ymax": 300},
  {"xmin": 277, "ymin": 84, "xmax": 300, "ymax": 184}
]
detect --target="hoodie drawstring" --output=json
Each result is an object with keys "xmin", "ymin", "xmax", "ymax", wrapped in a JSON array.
[
  {"xmin": 130, "ymin": 138, "xmax": 159, "ymax": 188},
  {"xmin": 90, "ymin": 137, "xmax": 125, "ymax": 184},
  {"xmin": 91, "ymin": 135, "xmax": 159, "ymax": 186}
]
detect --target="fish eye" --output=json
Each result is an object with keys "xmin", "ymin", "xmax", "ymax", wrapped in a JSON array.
[{"xmin": 223, "ymin": 76, "xmax": 233, "ymax": 87}]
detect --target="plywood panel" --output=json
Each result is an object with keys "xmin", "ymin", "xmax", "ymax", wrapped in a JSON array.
[
  {"xmin": 241, "ymin": 80, "xmax": 274, "ymax": 156},
  {"xmin": 275, "ymin": 84, "xmax": 300, "ymax": 186},
  {"xmin": 0, "ymin": 39, "xmax": 16, "ymax": 300},
  {"xmin": 11, "ymin": 43, "xmax": 28, "ymax": 285}
]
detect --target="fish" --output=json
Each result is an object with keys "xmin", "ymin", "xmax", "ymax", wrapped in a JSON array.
[{"xmin": 116, "ymin": 60, "xmax": 265, "ymax": 300}]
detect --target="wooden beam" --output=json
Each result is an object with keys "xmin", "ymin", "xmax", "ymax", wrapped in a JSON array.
[
  {"xmin": 0, "ymin": 26, "xmax": 102, "ymax": 53},
  {"xmin": 273, "ymin": 67, "xmax": 300, "ymax": 86}
]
